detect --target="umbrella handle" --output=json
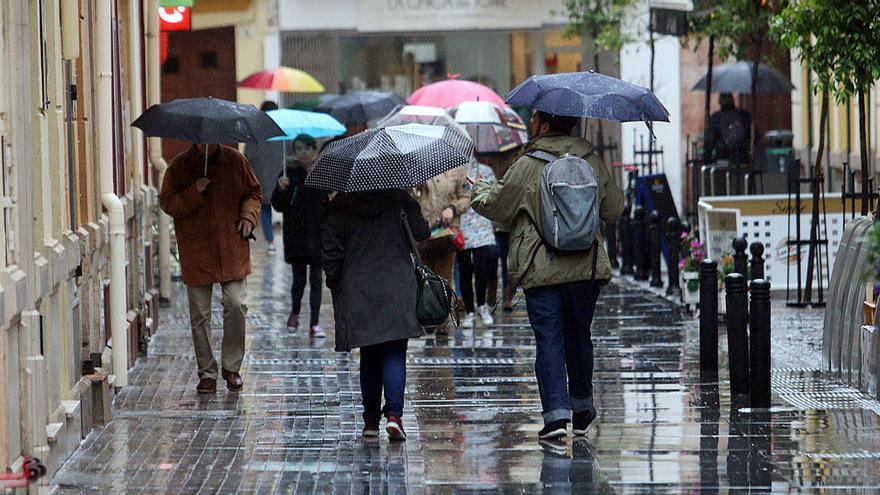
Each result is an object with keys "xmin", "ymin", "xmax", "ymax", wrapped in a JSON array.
[{"xmin": 204, "ymin": 147, "xmax": 208, "ymax": 176}]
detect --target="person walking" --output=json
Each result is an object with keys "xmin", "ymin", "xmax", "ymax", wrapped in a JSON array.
[
  {"xmin": 159, "ymin": 144, "xmax": 262, "ymax": 394},
  {"xmin": 244, "ymin": 101, "xmax": 284, "ymax": 251},
  {"xmin": 706, "ymin": 92, "xmax": 755, "ymax": 194},
  {"xmin": 271, "ymin": 134, "xmax": 329, "ymax": 338},
  {"xmin": 322, "ymin": 189, "xmax": 430, "ymax": 441},
  {"xmin": 459, "ymin": 161, "xmax": 497, "ymax": 328},
  {"xmin": 479, "ymin": 150, "xmax": 519, "ymax": 311},
  {"xmin": 471, "ymin": 111, "xmax": 624, "ymax": 440},
  {"xmin": 413, "ymin": 167, "xmax": 470, "ymax": 335}
]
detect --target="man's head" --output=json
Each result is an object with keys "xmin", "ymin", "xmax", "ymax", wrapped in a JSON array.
[
  {"xmin": 260, "ymin": 100, "xmax": 279, "ymax": 112},
  {"xmin": 529, "ymin": 111, "xmax": 579, "ymax": 139},
  {"xmin": 719, "ymin": 93, "xmax": 735, "ymax": 109}
]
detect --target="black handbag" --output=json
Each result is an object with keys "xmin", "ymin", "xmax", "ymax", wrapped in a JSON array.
[{"xmin": 400, "ymin": 210, "xmax": 459, "ymax": 329}]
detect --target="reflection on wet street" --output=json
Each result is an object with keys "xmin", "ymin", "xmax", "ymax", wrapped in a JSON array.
[{"xmin": 54, "ymin": 246, "xmax": 880, "ymax": 492}]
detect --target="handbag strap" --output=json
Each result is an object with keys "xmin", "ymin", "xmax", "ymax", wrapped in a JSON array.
[{"xmin": 399, "ymin": 210, "xmax": 424, "ymax": 266}]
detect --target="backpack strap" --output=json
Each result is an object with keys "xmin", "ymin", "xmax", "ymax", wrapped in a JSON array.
[{"xmin": 527, "ymin": 150, "xmax": 558, "ymax": 162}]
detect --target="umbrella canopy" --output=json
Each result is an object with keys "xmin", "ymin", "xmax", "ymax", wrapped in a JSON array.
[
  {"xmin": 304, "ymin": 124, "xmax": 474, "ymax": 193},
  {"xmin": 506, "ymin": 71, "xmax": 670, "ymax": 124},
  {"xmin": 238, "ymin": 67, "xmax": 326, "ymax": 93},
  {"xmin": 131, "ymin": 97, "xmax": 285, "ymax": 144},
  {"xmin": 266, "ymin": 109, "xmax": 346, "ymax": 141},
  {"xmin": 315, "ymin": 91, "xmax": 406, "ymax": 124},
  {"xmin": 692, "ymin": 61, "xmax": 795, "ymax": 94},
  {"xmin": 375, "ymin": 105, "xmax": 460, "ymax": 128},
  {"xmin": 451, "ymin": 101, "xmax": 527, "ymax": 153},
  {"xmin": 407, "ymin": 79, "xmax": 506, "ymax": 108}
]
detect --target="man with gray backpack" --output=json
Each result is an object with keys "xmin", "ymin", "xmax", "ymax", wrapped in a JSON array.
[{"xmin": 470, "ymin": 110, "xmax": 624, "ymax": 441}]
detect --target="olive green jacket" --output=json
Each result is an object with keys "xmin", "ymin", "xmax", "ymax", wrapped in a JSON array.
[{"xmin": 471, "ymin": 134, "xmax": 625, "ymax": 289}]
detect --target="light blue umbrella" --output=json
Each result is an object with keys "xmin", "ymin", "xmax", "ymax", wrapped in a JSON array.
[{"xmin": 266, "ymin": 109, "xmax": 346, "ymax": 141}]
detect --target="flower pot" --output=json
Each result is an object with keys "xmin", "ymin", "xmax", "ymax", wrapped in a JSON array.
[{"xmin": 681, "ymin": 272, "xmax": 700, "ymax": 305}]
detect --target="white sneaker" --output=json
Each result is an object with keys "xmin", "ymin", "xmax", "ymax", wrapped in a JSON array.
[
  {"xmin": 461, "ymin": 312, "xmax": 475, "ymax": 328},
  {"xmin": 478, "ymin": 305, "xmax": 494, "ymax": 326},
  {"xmin": 310, "ymin": 325, "xmax": 326, "ymax": 338}
]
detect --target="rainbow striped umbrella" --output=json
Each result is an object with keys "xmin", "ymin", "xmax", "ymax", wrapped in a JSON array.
[{"xmin": 238, "ymin": 67, "xmax": 325, "ymax": 93}]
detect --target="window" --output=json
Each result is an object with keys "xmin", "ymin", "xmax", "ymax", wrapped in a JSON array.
[
  {"xmin": 162, "ymin": 56, "xmax": 180, "ymax": 74},
  {"xmin": 199, "ymin": 51, "xmax": 218, "ymax": 70}
]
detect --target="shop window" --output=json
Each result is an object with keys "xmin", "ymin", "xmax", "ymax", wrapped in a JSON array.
[
  {"xmin": 163, "ymin": 56, "xmax": 180, "ymax": 74},
  {"xmin": 200, "ymin": 51, "xmax": 218, "ymax": 70}
]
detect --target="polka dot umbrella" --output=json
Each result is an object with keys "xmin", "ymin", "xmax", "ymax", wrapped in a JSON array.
[{"xmin": 304, "ymin": 124, "xmax": 474, "ymax": 193}]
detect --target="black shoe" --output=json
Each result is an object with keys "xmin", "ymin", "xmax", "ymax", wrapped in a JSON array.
[
  {"xmin": 538, "ymin": 420, "xmax": 568, "ymax": 440},
  {"xmin": 572, "ymin": 409, "xmax": 596, "ymax": 436}
]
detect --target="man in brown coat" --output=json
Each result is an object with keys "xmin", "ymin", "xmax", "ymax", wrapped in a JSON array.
[{"xmin": 160, "ymin": 144, "xmax": 262, "ymax": 394}]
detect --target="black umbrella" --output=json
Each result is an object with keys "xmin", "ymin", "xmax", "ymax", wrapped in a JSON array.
[
  {"xmin": 506, "ymin": 71, "xmax": 670, "ymax": 124},
  {"xmin": 132, "ymin": 97, "xmax": 284, "ymax": 174},
  {"xmin": 304, "ymin": 124, "xmax": 473, "ymax": 192},
  {"xmin": 692, "ymin": 61, "xmax": 795, "ymax": 94},
  {"xmin": 315, "ymin": 91, "xmax": 406, "ymax": 124}
]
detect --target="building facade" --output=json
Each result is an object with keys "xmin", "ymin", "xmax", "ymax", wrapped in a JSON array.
[{"xmin": 0, "ymin": 0, "xmax": 168, "ymax": 484}]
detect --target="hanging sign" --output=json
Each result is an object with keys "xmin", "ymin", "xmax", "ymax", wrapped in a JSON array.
[{"xmin": 159, "ymin": 6, "xmax": 191, "ymax": 31}]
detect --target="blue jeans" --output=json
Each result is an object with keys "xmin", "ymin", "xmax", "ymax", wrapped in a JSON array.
[
  {"xmin": 524, "ymin": 280, "xmax": 600, "ymax": 423},
  {"xmin": 360, "ymin": 339, "xmax": 408, "ymax": 422},
  {"xmin": 260, "ymin": 204, "xmax": 274, "ymax": 242}
]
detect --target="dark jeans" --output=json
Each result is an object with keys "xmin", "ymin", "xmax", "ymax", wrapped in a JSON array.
[
  {"xmin": 291, "ymin": 258, "xmax": 322, "ymax": 326},
  {"xmin": 459, "ymin": 246, "xmax": 493, "ymax": 313},
  {"xmin": 524, "ymin": 280, "xmax": 601, "ymax": 423},
  {"xmin": 260, "ymin": 204, "xmax": 274, "ymax": 242},
  {"xmin": 360, "ymin": 339, "xmax": 408, "ymax": 422},
  {"xmin": 495, "ymin": 232, "xmax": 510, "ymax": 289}
]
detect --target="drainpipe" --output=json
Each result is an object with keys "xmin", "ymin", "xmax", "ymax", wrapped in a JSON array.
[
  {"xmin": 97, "ymin": 0, "xmax": 129, "ymax": 387},
  {"xmin": 127, "ymin": 1, "xmax": 144, "ymax": 199},
  {"xmin": 145, "ymin": 0, "xmax": 172, "ymax": 300},
  {"xmin": 128, "ymin": 0, "xmax": 145, "ymax": 306}
]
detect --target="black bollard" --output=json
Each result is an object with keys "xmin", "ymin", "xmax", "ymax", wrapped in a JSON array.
[
  {"xmin": 666, "ymin": 216, "xmax": 682, "ymax": 297},
  {"xmin": 619, "ymin": 205, "xmax": 634, "ymax": 275},
  {"xmin": 749, "ymin": 279, "xmax": 772, "ymax": 408},
  {"xmin": 699, "ymin": 259, "xmax": 719, "ymax": 382},
  {"xmin": 649, "ymin": 210, "xmax": 663, "ymax": 287},
  {"xmin": 732, "ymin": 237, "xmax": 748, "ymax": 277},
  {"xmin": 749, "ymin": 242, "xmax": 765, "ymax": 280},
  {"xmin": 634, "ymin": 206, "xmax": 649, "ymax": 281},
  {"xmin": 725, "ymin": 273, "xmax": 750, "ymax": 397},
  {"xmin": 606, "ymin": 222, "xmax": 619, "ymax": 269}
]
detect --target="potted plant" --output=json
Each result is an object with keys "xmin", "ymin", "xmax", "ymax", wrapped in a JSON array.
[
  {"xmin": 679, "ymin": 231, "xmax": 705, "ymax": 306},
  {"xmin": 717, "ymin": 253, "xmax": 735, "ymax": 314}
]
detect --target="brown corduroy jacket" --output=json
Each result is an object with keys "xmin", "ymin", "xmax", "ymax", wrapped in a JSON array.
[{"xmin": 160, "ymin": 145, "xmax": 262, "ymax": 286}]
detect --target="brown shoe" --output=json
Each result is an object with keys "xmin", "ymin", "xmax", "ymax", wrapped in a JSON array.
[
  {"xmin": 221, "ymin": 369, "xmax": 244, "ymax": 392},
  {"xmin": 197, "ymin": 378, "xmax": 217, "ymax": 394},
  {"xmin": 287, "ymin": 311, "xmax": 299, "ymax": 330},
  {"xmin": 502, "ymin": 288, "xmax": 513, "ymax": 312}
]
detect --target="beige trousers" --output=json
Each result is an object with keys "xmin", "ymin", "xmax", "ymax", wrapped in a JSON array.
[{"xmin": 187, "ymin": 279, "xmax": 248, "ymax": 380}]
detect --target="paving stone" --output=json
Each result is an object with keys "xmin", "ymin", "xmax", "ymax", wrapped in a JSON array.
[{"xmin": 52, "ymin": 244, "xmax": 880, "ymax": 492}]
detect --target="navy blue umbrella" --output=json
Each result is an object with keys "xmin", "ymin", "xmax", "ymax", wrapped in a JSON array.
[{"xmin": 506, "ymin": 72, "xmax": 670, "ymax": 126}]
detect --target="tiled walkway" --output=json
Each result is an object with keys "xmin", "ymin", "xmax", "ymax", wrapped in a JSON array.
[{"xmin": 53, "ymin": 244, "xmax": 880, "ymax": 493}]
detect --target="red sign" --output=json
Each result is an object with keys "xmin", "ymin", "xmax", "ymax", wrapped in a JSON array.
[{"xmin": 159, "ymin": 7, "xmax": 190, "ymax": 31}]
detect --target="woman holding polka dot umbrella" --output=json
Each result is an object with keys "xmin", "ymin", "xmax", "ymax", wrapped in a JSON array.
[{"xmin": 317, "ymin": 123, "xmax": 471, "ymax": 440}]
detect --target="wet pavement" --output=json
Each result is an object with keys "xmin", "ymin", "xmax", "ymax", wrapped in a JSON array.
[{"xmin": 54, "ymin": 241, "xmax": 880, "ymax": 493}]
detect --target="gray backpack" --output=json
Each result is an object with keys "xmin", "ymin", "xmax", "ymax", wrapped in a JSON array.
[{"xmin": 528, "ymin": 150, "xmax": 601, "ymax": 252}]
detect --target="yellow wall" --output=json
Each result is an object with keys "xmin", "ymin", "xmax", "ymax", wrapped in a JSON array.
[{"xmin": 192, "ymin": 0, "xmax": 269, "ymax": 108}]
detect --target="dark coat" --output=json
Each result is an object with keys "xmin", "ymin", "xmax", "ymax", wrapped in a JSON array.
[
  {"xmin": 159, "ymin": 145, "xmax": 262, "ymax": 286},
  {"xmin": 707, "ymin": 105, "xmax": 754, "ymax": 164},
  {"xmin": 322, "ymin": 189, "xmax": 430, "ymax": 352},
  {"xmin": 270, "ymin": 166, "xmax": 330, "ymax": 262}
]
